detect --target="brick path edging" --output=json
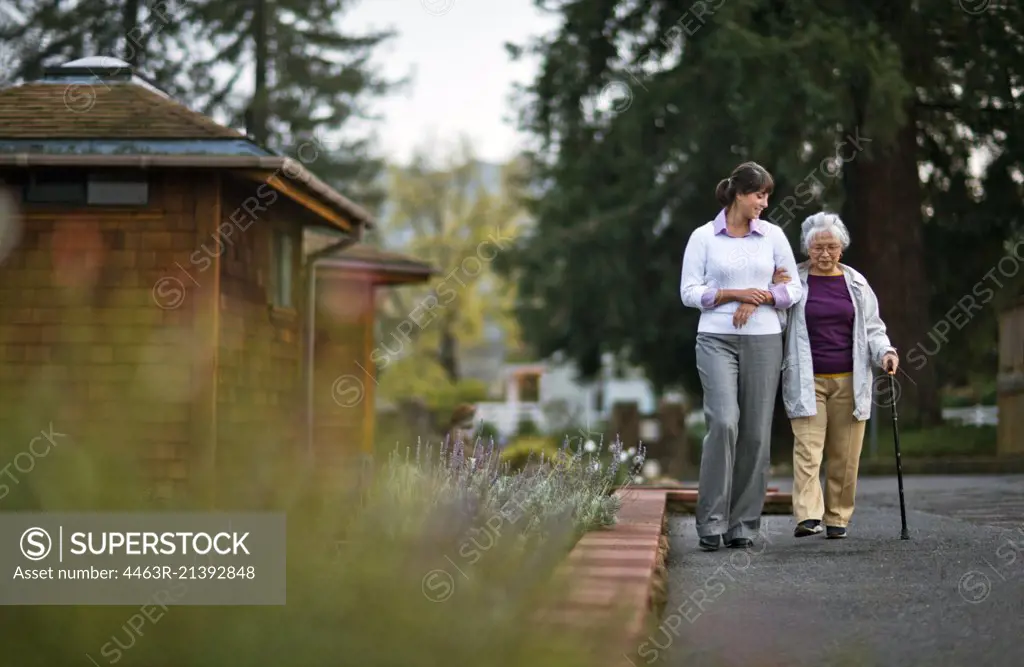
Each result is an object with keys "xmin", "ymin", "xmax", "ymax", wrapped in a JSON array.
[{"xmin": 542, "ymin": 486, "xmax": 794, "ymax": 662}]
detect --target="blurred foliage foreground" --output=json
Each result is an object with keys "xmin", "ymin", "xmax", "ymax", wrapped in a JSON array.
[{"xmin": 0, "ymin": 402, "xmax": 642, "ymax": 666}]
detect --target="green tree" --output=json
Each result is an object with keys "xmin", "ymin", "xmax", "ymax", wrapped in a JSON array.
[
  {"xmin": 184, "ymin": 0, "xmax": 401, "ymax": 211},
  {"xmin": 371, "ymin": 137, "xmax": 527, "ymax": 406},
  {"xmin": 500, "ymin": 0, "xmax": 1024, "ymax": 426},
  {"xmin": 0, "ymin": 0, "xmax": 196, "ymax": 97}
]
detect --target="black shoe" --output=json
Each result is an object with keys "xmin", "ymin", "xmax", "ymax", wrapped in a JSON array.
[
  {"xmin": 699, "ymin": 535, "xmax": 721, "ymax": 551},
  {"xmin": 826, "ymin": 526, "xmax": 847, "ymax": 539},
  {"xmin": 794, "ymin": 520, "xmax": 824, "ymax": 538},
  {"xmin": 727, "ymin": 537, "xmax": 753, "ymax": 549}
]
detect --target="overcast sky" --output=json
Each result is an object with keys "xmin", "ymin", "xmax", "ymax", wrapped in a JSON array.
[{"xmin": 345, "ymin": 0, "xmax": 561, "ymax": 166}]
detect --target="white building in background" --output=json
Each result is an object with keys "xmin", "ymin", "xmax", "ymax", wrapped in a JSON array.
[
  {"xmin": 370, "ymin": 159, "xmax": 665, "ymax": 437},
  {"xmin": 474, "ymin": 352, "xmax": 658, "ymax": 438},
  {"xmin": 940, "ymin": 404, "xmax": 998, "ymax": 427}
]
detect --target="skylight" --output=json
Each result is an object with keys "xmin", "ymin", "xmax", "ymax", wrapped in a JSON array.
[{"xmin": 47, "ymin": 56, "xmax": 171, "ymax": 99}]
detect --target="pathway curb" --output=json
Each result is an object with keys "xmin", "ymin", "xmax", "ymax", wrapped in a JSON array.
[{"xmin": 547, "ymin": 486, "xmax": 794, "ymax": 664}]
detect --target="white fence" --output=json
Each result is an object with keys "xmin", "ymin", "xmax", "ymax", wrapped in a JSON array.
[
  {"xmin": 474, "ymin": 402, "xmax": 547, "ymax": 437},
  {"xmin": 475, "ymin": 399, "xmax": 999, "ymax": 443},
  {"xmin": 941, "ymin": 405, "xmax": 997, "ymax": 427},
  {"xmin": 683, "ymin": 404, "xmax": 996, "ymax": 430}
]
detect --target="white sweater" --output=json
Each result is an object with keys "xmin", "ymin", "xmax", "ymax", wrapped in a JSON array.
[{"xmin": 679, "ymin": 213, "xmax": 801, "ymax": 336}]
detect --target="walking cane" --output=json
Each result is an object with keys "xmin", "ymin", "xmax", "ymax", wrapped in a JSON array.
[{"xmin": 888, "ymin": 371, "xmax": 910, "ymax": 540}]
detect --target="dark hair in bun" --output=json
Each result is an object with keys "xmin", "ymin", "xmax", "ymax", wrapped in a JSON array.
[{"xmin": 715, "ymin": 161, "xmax": 775, "ymax": 208}]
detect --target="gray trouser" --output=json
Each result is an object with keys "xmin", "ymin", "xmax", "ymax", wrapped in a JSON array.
[{"xmin": 694, "ymin": 332, "xmax": 783, "ymax": 540}]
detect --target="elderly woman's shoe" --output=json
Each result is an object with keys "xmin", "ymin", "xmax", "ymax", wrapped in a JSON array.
[
  {"xmin": 699, "ymin": 535, "xmax": 721, "ymax": 551},
  {"xmin": 826, "ymin": 526, "xmax": 847, "ymax": 539},
  {"xmin": 727, "ymin": 537, "xmax": 753, "ymax": 549},
  {"xmin": 794, "ymin": 519, "xmax": 824, "ymax": 537}
]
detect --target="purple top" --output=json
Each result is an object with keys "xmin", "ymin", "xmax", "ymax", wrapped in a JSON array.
[
  {"xmin": 699, "ymin": 209, "xmax": 793, "ymax": 309},
  {"xmin": 805, "ymin": 274, "xmax": 854, "ymax": 374}
]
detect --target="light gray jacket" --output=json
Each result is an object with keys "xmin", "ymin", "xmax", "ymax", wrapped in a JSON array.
[{"xmin": 781, "ymin": 262, "xmax": 896, "ymax": 421}]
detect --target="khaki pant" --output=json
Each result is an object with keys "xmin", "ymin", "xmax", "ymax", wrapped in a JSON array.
[{"xmin": 790, "ymin": 374, "xmax": 866, "ymax": 527}]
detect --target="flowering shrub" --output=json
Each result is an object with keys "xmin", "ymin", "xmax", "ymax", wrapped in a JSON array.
[
  {"xmin": 0, "ymin": 430, "xmax": 632, "ymax": 667},
  {"xmin": 380, "ymin": 433, "xmax": 644, "ymax": 541},
  {"xmin": 498, "ymin": 436, "xmax": 563, "ymax": 471}
]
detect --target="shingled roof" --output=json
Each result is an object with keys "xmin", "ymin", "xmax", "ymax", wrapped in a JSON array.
[
  {"xmin": 324, "ymin": 243, "xmax": 436, "ymax": 275},
  {"xmin": 0, "ymin": 57, "xmax": 376, "ymax": 230},
  {"xmin": 310, "ymin": 234, "xmax": 436, "ymax": 285},
  {"xmin": 0, "ymin": 62, "xmax": 244, "ymax": 140}
]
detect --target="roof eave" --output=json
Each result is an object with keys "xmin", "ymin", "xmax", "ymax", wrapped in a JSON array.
[
  {"xmin": 0, "ymin": 152, "xmax": 373, "ymax": 228},
  {"xmin": 314, "ymin": 257, "xmax": 436, "ymax": 276}
]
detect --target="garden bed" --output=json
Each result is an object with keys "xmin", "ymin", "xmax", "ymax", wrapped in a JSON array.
[{"xmin": 0, "ymin": 435, "xmax": 643, "ymax": 666}]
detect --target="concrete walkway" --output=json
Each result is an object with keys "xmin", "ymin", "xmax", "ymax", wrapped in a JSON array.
[{"xmin": 637, "ymin": 475, "xmax": 1024, "ymax": 667}]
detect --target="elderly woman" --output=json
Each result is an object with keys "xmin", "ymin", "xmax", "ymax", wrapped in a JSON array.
[
  {"xmin": 680, "ymin": 162, "xmax": 801, "ymax": 551},
  {"xmin": 773, "ymin": 212, "xmax": 898, "ymax": 539}
]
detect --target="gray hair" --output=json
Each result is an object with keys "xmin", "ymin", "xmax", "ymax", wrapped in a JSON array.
[{"xmin": 800, "ymin": 212, "xmax": 851, "ymax": 255}]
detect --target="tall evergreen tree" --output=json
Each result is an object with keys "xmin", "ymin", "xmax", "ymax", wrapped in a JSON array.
[
  {"xmin": 0, "ymin": 0, "xmax": 198, "ymax": 99},
  {"xmin": 499, "ymin": 0, "xmax": 1024, "ymax": 427},
  {"xmin": 184, "ymin": 0, "xmax": 401, "ymax": 212}
]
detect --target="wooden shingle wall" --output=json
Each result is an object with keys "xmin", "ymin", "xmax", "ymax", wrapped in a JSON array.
[
  {"xmin": 312, "ymin": 273, "xmax": 374, "ymax": 478},
  {"xmin": 0, "ymin": 171, "xmax": 210, "ymax": 499},
  {"xmin": 213, "ymin": 179, "xmax": 307, "ymax": 503}
]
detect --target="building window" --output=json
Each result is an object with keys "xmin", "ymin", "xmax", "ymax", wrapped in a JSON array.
[
  {"xmin": 518, "ymin": 372, "xmax": 540, "ymax": 403},
  {"xmin": 23, "ymin": 169, "xmax": 149, "ymax": 205},
  {"xmin": 24, "ymin": 169, "xmax": 85, "ymax": 203},
  {"xmin": 87, "ymin": 171, "xmax": 149, "ymax": 205},
  {"xmin": 272, "ymin": 230, "xmax": 294, "ymax": 309}
]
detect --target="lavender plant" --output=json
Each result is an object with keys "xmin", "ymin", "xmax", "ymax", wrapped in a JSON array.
[{"xmin": 377, "ymin": 433, "xmax": 645, "ymax": 544}]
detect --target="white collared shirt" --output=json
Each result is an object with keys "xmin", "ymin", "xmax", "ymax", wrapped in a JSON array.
[{"xmin": 679, "ymin": 209, "xmax": 802, "ymax": 335}]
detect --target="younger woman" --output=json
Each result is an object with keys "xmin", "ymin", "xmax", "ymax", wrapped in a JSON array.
[{"xmin": 679, "ymin": 162, "xmax": 801, "ymax": 550}]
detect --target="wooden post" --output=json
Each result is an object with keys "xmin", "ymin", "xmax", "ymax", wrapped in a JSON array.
[
  {"xmin": 607, "ymin": 401, "xmax": 640, "ymax": 452},
  {"xmin": 997, "ymin": 303, "xmax": 1024, "ymax": 456},
  {"xmin": 658, "ymin": 400, "xmax": 693, "ymax": 481}
]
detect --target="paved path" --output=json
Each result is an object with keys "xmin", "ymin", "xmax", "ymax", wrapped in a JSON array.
[
  {"xmin": 853, "ymin": 475, "xmax": 1024, "ymax": 531},
  {"xmin": 634, "ymin": 476, "xmax": 1024, "ymax": 667}
]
